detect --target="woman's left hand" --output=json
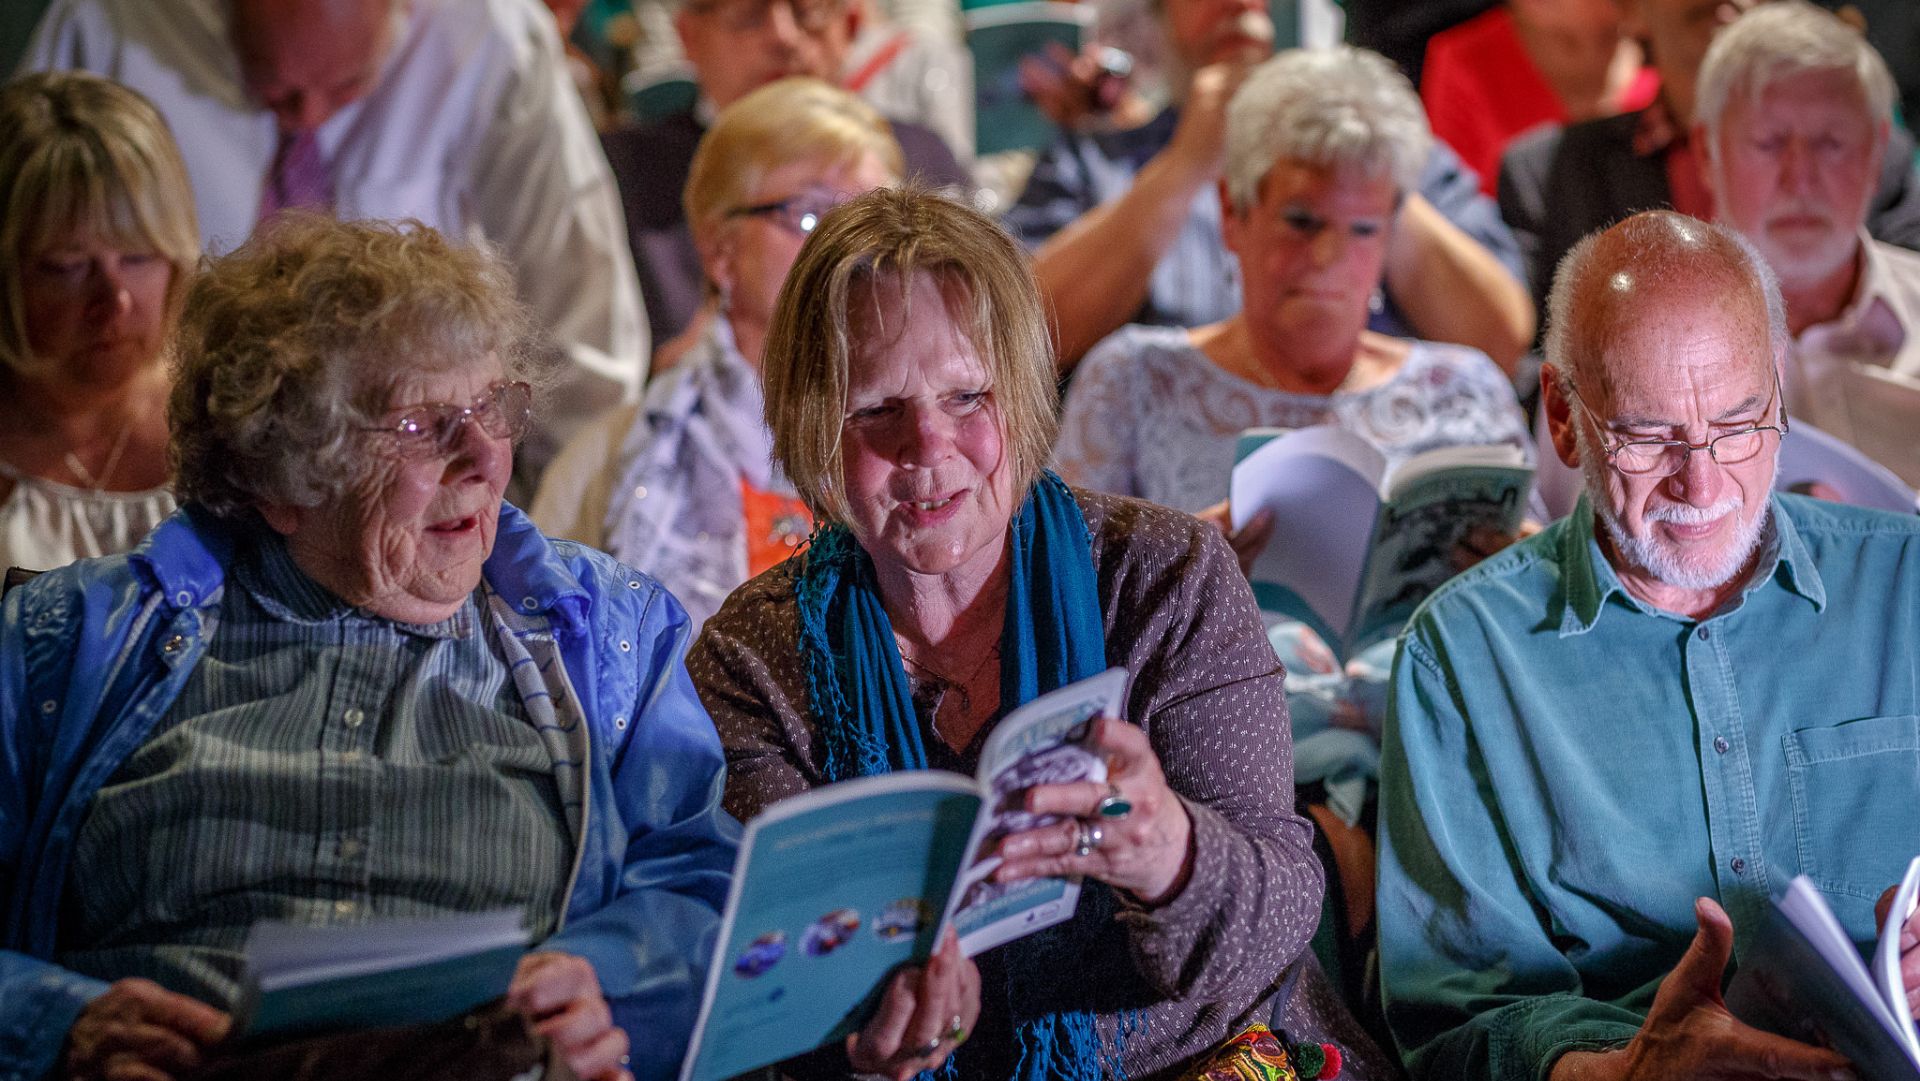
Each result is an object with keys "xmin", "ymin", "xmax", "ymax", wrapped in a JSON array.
[
  {"xmin": 993, "ymin": 715, "xmax": 1195, "ymax": 906},
  {"xmin": 506, "ymin": 952, "xmax": 632, "ymax": 1081}
]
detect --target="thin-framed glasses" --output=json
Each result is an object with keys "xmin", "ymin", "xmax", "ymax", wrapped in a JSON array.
[
  {"xmin": 727, "ymin": 188, "xmax": 851, "ymax": 237},
  {"xmin": 1564, "ymin": 375, "xmax": 1788, "ymax": 478},
  {"xmin": 685, "ymin": 0, "xmax": 843, "ymax": 33},
  {"xmin": 358, "ymin": 380, "xmax": 533, "ymax": 460}
]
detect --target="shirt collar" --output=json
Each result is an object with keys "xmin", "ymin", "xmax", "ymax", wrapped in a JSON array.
[
  {"xmin": 234, "ymin": 531, "xmax": 473, "ymax": 639},
  {"xmin": 1797, "ymin": 232, "xmax": 1912, "ymax": 359},
  {"xmin": 1557, "ymin": 492, "xmax": 1825, "ymax": 635}
]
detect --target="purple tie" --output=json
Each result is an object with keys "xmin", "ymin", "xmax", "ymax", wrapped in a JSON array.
[{"xmin": 258, "ymin": 129, "xmax": 336, "ymax": 222}]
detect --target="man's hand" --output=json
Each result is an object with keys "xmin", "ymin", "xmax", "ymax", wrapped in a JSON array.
[
  {"xmin": 507, "ymin": 952, "xmax": 631, "ymax": 1081},
  {"xmin": 847, "ymin": 928, "xmax": 981, "ymax": 1081},
  {"xmin": 1876, "ymin": 883, "xmax": 1920, "ymax": 1021},
  {"xmin": 1553, "ymin": 898, "xmax": 1856, "ymax": 1081},
  {"xmin": 1196, "ymin": 501, "xmax": 1272, "ymax": 578},
  {"xmin": 62, "ymin": 979, "xmax": 230, "ymax": 1081}
]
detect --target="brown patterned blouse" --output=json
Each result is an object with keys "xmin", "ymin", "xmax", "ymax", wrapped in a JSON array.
[{"xmin": 687, "ymin": 487, "xmax": 1379, "ymax": 1079}]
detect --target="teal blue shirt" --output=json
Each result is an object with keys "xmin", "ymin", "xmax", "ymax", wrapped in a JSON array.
[{"xmin": 1377, "ymin": 493, "xmax": 1920, "ymax": 1081}]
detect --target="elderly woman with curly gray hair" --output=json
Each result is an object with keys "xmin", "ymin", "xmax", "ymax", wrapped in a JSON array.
[{"xmin": 0, "ymin": 215, "xmax": 737, "ymax": 1081}]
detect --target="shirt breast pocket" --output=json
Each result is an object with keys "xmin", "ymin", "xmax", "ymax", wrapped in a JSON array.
[{"xmin": 1785, "ymin": 714, "xmax": 1920, "ymax": 904}]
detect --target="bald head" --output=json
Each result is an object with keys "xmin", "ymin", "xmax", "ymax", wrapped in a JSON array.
[
  {"xmin": 1545, "ymin": 211, "xmax": 1786, "ymax": 398},
  {"xmin": 231, "ymin": 0, "xmax": 399, "ymax": 132}
]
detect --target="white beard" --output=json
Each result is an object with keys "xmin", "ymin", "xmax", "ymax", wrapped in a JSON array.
[{"xmin": 1577, "ymin": 423, "xmax": 1774, "ymax": 592}]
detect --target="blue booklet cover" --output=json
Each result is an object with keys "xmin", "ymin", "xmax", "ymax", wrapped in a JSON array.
[
  {"xmin": 235, "ymin": 909, "xmax": 528, "ymax": 1040},
  {"xmin": 679, "ymin": 668, "xmax": 1129, "ymax": 1081}
]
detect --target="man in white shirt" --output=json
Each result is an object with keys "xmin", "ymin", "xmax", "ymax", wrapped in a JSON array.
[
  {"xmin": 1695, "ymin": 0, "xmax": 1920, "ymax": 489},
  {"xmin": 23, "ymin": 0, "xmax": 648, "ymax": 476}
]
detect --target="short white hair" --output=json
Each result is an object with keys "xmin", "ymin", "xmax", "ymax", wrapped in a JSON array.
[
  {"xmin": 1544, "ymin": 212, "xmax": 1789, "ymax": 398},
  {"xmin": 1223, "ymin": 46, "xmax": 1430, "ymax": 214},
  {"xmin": 1696, "ymin": 0, "xmax": 1895, "ymax": 142}
]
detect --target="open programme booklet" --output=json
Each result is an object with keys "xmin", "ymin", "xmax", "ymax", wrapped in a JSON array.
[
  {"xmin": 1229, "ymin": 426, "xmax": 1531, "ymax": 656},
  {"xmin": 678, "ymin": 667, "xmax": 1129, "ymax": 1081},
  {"xmin": 233, "ymin": 908, "xmax": 528, "ymax": 1040},
  {"xmin": 1728, "ymin": 855, "xmax": 1920, "ymax": 1080}
]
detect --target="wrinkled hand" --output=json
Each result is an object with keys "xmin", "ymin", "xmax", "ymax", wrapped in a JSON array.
[
  {"xmin": 1876, "ymin": 883, "xmax": 1920, "ymax": 1021},
  {"xmin": 507, "ymin": 952, "xmax": 631, "ymax": 1081},
  {"xmin": 1197, "ymin": 500, "xmax": 1273, "ymax": 578},
  {"xmin": 847, "ymin": 928, "xmax": 981, "ymax": 1081},
  {"xmin": 62, "ymin": 979, "xmax": 230, "ymax": 1081},
  {"xmin": 995, "ymin": 715, "xmax": 1194, "ymax": 905},
  {"xmin": 1593, "ymin": 898, "xmax": 1855, "ymax": 1080}
]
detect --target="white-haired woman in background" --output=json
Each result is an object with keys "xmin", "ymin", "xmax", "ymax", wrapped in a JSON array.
[{"xmin": 1054, "ymin": 46, "xmax": 1531, "ymax": 993}]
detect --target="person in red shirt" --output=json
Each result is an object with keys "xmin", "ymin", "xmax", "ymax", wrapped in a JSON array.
[{"xmin": 1422, "ymin": 0, "xmax": 1658, "ymax": 195}]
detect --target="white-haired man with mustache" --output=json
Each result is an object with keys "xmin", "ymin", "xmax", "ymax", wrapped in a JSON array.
[
  {"xmin": 1376, "ymin": 210, "xmax": 1920, "ymax": 1081},
  {"xmin": 1695, "ymin": 0, "xmax": 1920, "ymax": 490}
]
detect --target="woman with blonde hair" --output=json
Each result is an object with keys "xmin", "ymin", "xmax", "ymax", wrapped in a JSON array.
[
  {"xmin": 689, "ymin": 187, "xmax": 1394, "ymax": 1079},
  {"xmin": 0, "ymin": 71, "xmax": 200, "ymax": 570},
  {"xmin": 533, "ymin": 77, "xmax": 900, "ymax": 630}
]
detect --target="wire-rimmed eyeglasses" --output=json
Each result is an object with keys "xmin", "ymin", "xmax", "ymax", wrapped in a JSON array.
[
  {"xmin": 357, "ymin": 380, "xmax": 533, "ymax": 460},
  {"xmin": 1563, "ymin": 375, "xmax": 1787, "ymax": 478}
]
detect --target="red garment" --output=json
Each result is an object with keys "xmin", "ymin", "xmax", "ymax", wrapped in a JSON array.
[
  {"xmin": 1422, "ymin": 7, "xmax": 1657, "ymax": 195},
  {"xmin": 740, "ymin": 476, "xmax": 812, "ymax": 578}
]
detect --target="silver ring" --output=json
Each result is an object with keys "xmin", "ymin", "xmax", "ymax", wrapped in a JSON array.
[
  {"xmin": 1095, "ymin": 782, "xmax": 1133, "ymax": 819},
  {"xmin": 913, "ymin": 1036, "xmax": 943, "ymax": 1057},
  {"xmin": 1073, "ymin": 819, "xmax": 1104, "ymax": 857}
]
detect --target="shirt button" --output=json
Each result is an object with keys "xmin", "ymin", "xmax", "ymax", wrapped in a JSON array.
[
  {"xmin": 1698, "ymin": 626, "xmax": 1712, "ymax": 640},
  {"xmin": 338, "ymin": 838, "xmax": 364, "ymax": 859},
  {"xmin": 522, "ymin": 596, "xmax": 539, "ymax": 611},
  {"xmin": 343, "ymin": 707, "xmax": 365, "ymax": 728},
  {"xmin": 1713, "ymin": 736, "xmax": 1730, "ymax": 754},
  {"xmin": 618, "ymin": 640, "xmax": 632, "ymax": 652},
  {"xmin": 174, "ymin": 590, "xmax": 193, "ymax": 606},
  {"xmin": 334, "ymin": 899, "xmax": 357, "ymax": 917},
  {"xmin": 1731, "ymin": 857, "xmax": 1747, "ymax": 874}
]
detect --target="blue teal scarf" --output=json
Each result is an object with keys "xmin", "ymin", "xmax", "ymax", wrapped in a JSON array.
[{"xmin": 795, "ymin": 472, "xmax": 1130, "ymax": 1080}]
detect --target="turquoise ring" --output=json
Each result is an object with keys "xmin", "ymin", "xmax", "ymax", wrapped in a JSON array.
[{"xmin": 1096, "ymin": 783, "xmax": 1133, "ymax": 819}]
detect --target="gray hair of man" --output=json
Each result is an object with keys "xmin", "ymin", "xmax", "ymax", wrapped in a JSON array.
[
  {"xmin": 1223, "ymin": 46, "xmax": 1432, "ymax": 215},
  {"xmin": 1543, "ymin": 211, "xmax": 1790, "ymax": 403},
  {"xmin": 1695, "ymin": 0, "xmax": 1896, "ymax": 144}
]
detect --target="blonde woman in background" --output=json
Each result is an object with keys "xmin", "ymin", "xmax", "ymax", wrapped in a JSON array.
[
  {"xmin": 533, "ymin": 77, "xmax": 900, "ymax": 631},
  {"xmin": 0, "ymin": 71, "xmax": 198, "ymax": 571}
]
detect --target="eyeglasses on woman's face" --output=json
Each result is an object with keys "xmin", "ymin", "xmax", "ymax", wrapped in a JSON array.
[{"xmin": 360, "ymin": 379, "xmax": 533, "ymax": 460}]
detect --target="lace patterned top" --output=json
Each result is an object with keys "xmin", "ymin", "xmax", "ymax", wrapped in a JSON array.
[
  {"xmin": 0, "ymin": 463, "xmax": 175, "ymax": 573},
  {"xmin": 1055, "ymin": 324, "xmax": 1532, "ymax": 513}
]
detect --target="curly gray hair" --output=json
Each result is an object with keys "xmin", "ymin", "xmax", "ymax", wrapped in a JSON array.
[
  {"xmin": 1696, "ymin": 0, "xmax": 1896, "ymax": 144},
  {"xmin": 169, "ymin": 214, "xmax": 538, "ymax": 521},
  {"xmin": 1223, "ymin": 46, "xmax": 1431, "ymax": 215}
]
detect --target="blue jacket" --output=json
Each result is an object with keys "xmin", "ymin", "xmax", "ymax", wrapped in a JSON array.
[{"xmin": 0, "ymin": 504, "xmax": 740, "ymax": 1081}]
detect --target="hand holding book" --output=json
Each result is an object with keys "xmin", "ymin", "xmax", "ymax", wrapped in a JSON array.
[
  {"xmin": 62, "ymin": 978, "xmax": 232, "ymax": 1081},
  {"xmin": 993, "ymin": 715, "xmax": 1196, "ymax": 907},
  {"xmin": 507, "ymin": 952, "xmax": 631, "ymax": 1081},
  {"xmin": 846, "ymin": 927, "xmax": 980, "ymax": 1081}
]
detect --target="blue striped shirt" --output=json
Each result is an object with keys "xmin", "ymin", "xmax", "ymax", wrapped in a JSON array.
[{"xmin": 57, "ymin": 533, "xmax": 572, "ymax": 1008}]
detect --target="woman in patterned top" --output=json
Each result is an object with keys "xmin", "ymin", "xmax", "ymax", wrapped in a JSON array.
[
  {"xmin": 1053, "ymin": 48, "xmax": 1533, "ymax": 1009},
  {"xmin": 531, "ymin": 78, "xmax": 899, "ymax": 633},
  {"xmin": 689, "ymin": 187, "xmax": 1393, "ymax": 1080}
]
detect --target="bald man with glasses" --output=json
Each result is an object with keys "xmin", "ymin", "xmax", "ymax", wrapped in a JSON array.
[{"xmin": 1376, "ymin": 210, "xmax": 1920, "ymax": 1081}]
